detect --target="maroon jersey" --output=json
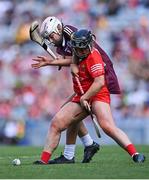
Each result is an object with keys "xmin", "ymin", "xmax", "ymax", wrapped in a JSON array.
[
  {"xmin": 56, "ymin": 25, "xmax": 120, "ymax": 94},
  {"xmin": 56, "ymin": 25, "xmax": 77, "ymax": 56}
]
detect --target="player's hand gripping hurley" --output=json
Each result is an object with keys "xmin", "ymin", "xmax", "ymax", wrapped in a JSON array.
[
  {"xmin": 75, "ymin": 76, "xmax": 101, "ymax": 138},
  {"xmin": 29, "ymin": 21, "xmax": 61, "ymax": 70}
]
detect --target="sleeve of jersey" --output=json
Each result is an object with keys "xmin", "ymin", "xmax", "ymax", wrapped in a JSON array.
[
  {"xmin": 87, "ymin": 50, "xmax": 105, "ymax": 78},
  {"xmin": 63, "ymin": 25, "xmax": 78, "ymax": 38}
]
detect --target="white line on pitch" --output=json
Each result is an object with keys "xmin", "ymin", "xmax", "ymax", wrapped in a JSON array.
[{"xmin": 0, "ymin": 156, "xmax": 39, "ymax": 160}]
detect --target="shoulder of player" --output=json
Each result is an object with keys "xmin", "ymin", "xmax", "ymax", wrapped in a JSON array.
[
  {"xmin": 63, "ymin": 25, "xmax": 78, "ymax": 38},
  {"xmin": 90, "ymin": 48, "xmax": 102, "ymax": 58}
]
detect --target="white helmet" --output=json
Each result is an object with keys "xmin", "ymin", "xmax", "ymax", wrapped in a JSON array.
[{"xmin": 40, "ymin": 16, "xmax": 62, "ymax": 38}]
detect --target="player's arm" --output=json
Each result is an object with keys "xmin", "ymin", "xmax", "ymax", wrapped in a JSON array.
[
  {"xmin": 80, "ymin": 50, "xmax": 105, "ymax": 106},
  {"xmin": 70, "ymin": 64, "xmax": 79, "ymax": 77},
  {"xmin": 70, "ymin": 54, "xmax": 79, "ymax": 76},
  {"xmin": 81, "ymin": 76, "xmax": 104, "ymax": 101},
  {"xmin": 31, "ymin": 56, "xmax": 72, "ymax": 69}
]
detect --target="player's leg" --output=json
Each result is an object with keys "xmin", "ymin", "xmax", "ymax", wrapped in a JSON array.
[
  {"xmin": 65, "ymin": 117, "xmax": 100, "ymax": 163},
  {"xmin": 34, "ymin": 102, "xmax": 84, "ymax": 164},
  {"xmin": 48, "ymin": 112, "xmax": 100, "ymax": 164},
  {"xmin": 78, "ymin": 121, "xmax": 93, "ymax": 146},
  {"xmin": 63, "ymin": 121, "xmax": 100, "ymax": 163},
  {"xmin": 48, "ymin": 122, "xmax": 80, "ymax": 164},
  {"xmin": 92, "ymin": 101, "xmax": 145, "ymax": 163},
  {"xmin": 77, "ymin": 122, "xmax": 100, "ymax": 163}
]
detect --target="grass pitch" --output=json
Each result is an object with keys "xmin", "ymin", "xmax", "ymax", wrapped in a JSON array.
[{"xmin": 0, "ymin": 145, "xmax": 148, "ymax": 179}]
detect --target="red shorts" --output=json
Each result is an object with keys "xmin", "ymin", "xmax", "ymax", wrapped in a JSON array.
[{"xmin": 72, "ymin": 93, "xmax": 110, "ymax": 104}]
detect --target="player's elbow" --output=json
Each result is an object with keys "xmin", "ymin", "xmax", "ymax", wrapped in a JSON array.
[{"xmin": 99, "ymin": 78, "xmax": 105, "ymax": 87}]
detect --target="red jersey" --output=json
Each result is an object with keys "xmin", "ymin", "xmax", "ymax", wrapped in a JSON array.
[
  {"xmin": 72, "ymin": 49, "xmax": 110, "ymax": 104},
  {"xmin": 57, "ymin": 24, "xmax": 120, "ymax": 94}
]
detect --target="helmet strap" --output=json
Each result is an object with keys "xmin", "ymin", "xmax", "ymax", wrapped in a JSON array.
[{"xmin": 88, "ymin": 44, "xmax": 92, "ymax": 52}]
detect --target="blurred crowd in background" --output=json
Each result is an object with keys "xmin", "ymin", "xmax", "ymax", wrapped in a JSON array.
[{"xmin": 0, "ymin": 0, "xmax": 149, "ymax": 144}]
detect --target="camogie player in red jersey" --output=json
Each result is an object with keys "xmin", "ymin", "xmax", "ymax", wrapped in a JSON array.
[
  {"xmin": 34, "ymin": 29, "xmax": 145, "ymax": 164},
  {"xmin": 71, "ymin": 48, "xmax": 110, "ymax": 105},
  {"xmin": 70, "ymin": 29, "xmax": 145, "ymax": 163}
]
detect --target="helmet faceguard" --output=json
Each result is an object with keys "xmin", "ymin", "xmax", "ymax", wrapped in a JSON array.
[
  {"xmin": 40, "ymin": 16, "xmax": 63, "ymax": 45},
  {"xmin": 70, "ymin": 29, "xmax": 94, "ymax": 58}
]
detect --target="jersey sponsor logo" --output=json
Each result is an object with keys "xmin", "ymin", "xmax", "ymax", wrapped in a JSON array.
[
  {"xmin": 65, "ymin": 49, "xmax": 71, "ymax": 53},
  {"xmin": 64, "ymin": 46, "xmax": 71, "ymax": 53},
  {"xmin": 80, "ymin": 64, "xmax": 86, "ymax": 71},
  {"xmin": 91, "ymin": 63, "xmax": 103, "ymax": 73},
  {"xmin": 80, "ymin": 77, "xmax": 86, "ymax": 81},
  {"xmin": 65, "ymin": 41, "xmax": 72, "ymax": 53}
]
